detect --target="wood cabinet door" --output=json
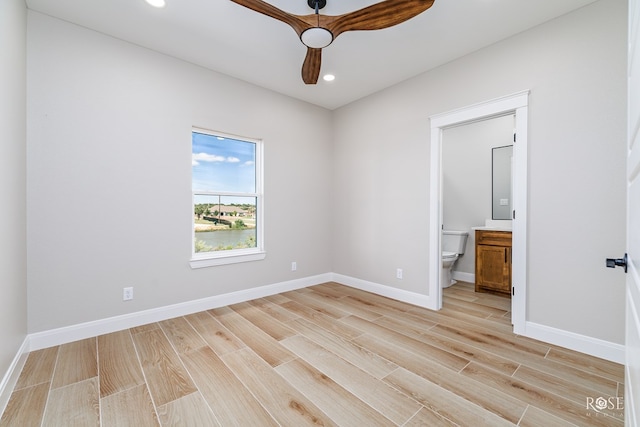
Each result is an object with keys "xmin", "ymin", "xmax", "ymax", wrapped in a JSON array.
[{"xmin": 476, "ymin": 245, "xmax": 510, "ymax": 293}]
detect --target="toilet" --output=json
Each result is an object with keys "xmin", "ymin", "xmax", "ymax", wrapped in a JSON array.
[{"xmin": 441, "ymin": 230, "xmax": 469, "ymax": 288}]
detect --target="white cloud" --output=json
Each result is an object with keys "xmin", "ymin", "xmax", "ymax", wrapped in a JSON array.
[
  {"xmin": 192, "ymin": 153, "xmax": 244, "ymax": 167},
  {"xmin": 193, "ymin": 152, "xmax": 226, "ymax": 163}
]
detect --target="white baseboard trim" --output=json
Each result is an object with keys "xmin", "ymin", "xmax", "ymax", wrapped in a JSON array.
[
  {"xmin": 0, "ymin": 337, "xmax": 29, "ymax": 418},
  {"xmin": 524, "ymin": 321, "xmax": 625, "ymax": 364},
  {"xmin": 627, "ymin": 367, "xmax": 637, "ymax": 427},
  {"xmin": 19, "ymin": 272, "xmax": 624, "ymax": 378},
  {"xmin": 452, "ymin": 271, "xmax": 475, "ymax": 283},
  {"xmin": 330, "ymin": 273, "xmax": 434, "ymax": 309},
  {"xmin": 29, "ymin": 273, "xmax": 332, "ymax": 351}
]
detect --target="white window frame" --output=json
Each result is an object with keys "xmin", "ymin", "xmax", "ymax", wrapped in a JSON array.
[{"xmin": 190, "ymin": 128, "xmax": 265, "ymax": 269}]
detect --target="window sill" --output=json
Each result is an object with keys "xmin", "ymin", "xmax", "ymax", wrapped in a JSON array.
[{"xmin": 190, "ymin": 249, "xmax": 266, "ymax": 269}]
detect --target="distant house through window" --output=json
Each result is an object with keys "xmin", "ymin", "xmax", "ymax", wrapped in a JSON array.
[{"xmin": 190, "ymin": 128, "xmax": 264, "ymax": 268}]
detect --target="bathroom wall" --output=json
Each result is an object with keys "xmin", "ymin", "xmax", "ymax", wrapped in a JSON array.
[{"xmin": 442, "ymin": 115, "xmax": 514, "ymax": 279}]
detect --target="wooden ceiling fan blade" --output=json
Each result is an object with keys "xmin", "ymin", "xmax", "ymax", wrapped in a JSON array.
[
  {"xmin": 302, "ymin": 47, "xmax": 322, "ymax": 84},
  {"xmin": 325, "ymin": 0, "xmax": 435, "ymax": 39},
  {"xmin": 230, "ymin": 0, "xmax": 311, "ymax": 35}
]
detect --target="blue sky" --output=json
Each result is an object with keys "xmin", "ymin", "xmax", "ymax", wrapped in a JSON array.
[{"xmin": 192, "ymin": 132, "xmax": 256, "ymax": 198}]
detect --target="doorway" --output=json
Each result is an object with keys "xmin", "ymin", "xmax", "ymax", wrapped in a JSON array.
[
  {"xmin": 441, "ymin": 114, "xmax": 514, "ymax": 301},
  {"xmin": 428, "ymin": 91, "xmax": 528, "ymax": 334}
]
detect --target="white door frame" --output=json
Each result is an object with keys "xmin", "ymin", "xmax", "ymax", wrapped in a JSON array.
[
  {"xmin": 429, "ymin": 91, "xmax": 529, "ymax": 334},
  {"xmin": 626, "ymin": 0, "xmax": 640, "ymax": 423}
]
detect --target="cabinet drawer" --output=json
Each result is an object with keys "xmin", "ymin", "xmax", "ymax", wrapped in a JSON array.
[{"xmin": 475, "ymin": 230, "xmax": 512, "ymax": 247}]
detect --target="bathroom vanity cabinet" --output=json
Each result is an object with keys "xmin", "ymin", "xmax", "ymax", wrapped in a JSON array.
[{"xmin": 475, "ymin": 229, "xmax": 512, "ymax": 296}]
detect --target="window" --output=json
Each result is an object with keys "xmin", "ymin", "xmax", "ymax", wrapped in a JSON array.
[{"xmin": 190, "ymin": 128, "xmax": 264, "ymax": 268}]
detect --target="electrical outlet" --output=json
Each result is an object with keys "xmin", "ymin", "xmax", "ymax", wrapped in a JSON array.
[
  {"xmin": 123, "ymin": 287, "xmax": 133, "ymax": 301},
  {"xmin": 396, "ymin": 268, "xmax": 403, "ymax": 279},
  {"xmin": 291, "ymin": 261, "xmax": 297, "ymax": 272}
]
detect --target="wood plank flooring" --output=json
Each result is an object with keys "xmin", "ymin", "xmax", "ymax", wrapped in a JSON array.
[{"xmin": 0, "ymin": 281, "xmax": 625, "ymax": 426}]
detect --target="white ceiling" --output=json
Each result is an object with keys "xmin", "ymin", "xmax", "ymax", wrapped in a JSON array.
[{"xmin": 26, "ymin": 0, "xmax": 599, "ymax": 110}]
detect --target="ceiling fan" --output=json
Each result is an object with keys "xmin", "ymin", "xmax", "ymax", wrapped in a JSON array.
[{"xmin": 230, "ymin": 0, "xmax": 435, "ymax": 84}]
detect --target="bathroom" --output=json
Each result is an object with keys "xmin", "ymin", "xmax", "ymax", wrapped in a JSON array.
[{"xmin": 441, "ymin": 114, "xmax": 514, "ymax": 297}]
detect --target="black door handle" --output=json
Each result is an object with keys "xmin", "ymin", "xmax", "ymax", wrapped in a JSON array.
[{"xmin": 606, "ymin": 253, "xmax": 628, "ymax": 273}]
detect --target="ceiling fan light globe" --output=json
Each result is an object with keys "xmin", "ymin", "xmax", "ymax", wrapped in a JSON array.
[{"xmin": 301, "ymin": 28, "xmax": 333, "ymax": 49}]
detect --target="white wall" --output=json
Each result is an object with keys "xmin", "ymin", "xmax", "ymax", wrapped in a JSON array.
[
  {"xmin": 0, "ymin": 0, "xmax": 27, "ymax": 387},
  {"xmin": 22, "ymin": 0, "xmax": 627, "ymax": 351},
  {"xmin": 443, "ymin": 115, "xmax": 514, "ymax": 277},
  {"xmin": 332, "ymin": 0, "xmax": 627, "ymax": 344},
  {"xmin": 26, "ymin": 12, "xmax": 333, "ymax": 333}
]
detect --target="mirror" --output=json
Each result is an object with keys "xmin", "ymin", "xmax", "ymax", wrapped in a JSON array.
[{"xmin": 492, "ymin": 145, "xmax": 513, "ymax": 220}]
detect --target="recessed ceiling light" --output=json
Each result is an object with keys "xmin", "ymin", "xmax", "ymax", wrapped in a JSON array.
[
  {"xmin": 323, "ymin": 74, "xmax": 335, "ymax": 82},
  {"xmin": 145, "ymin": 0, "xmax": 166, "ymax": 8}
]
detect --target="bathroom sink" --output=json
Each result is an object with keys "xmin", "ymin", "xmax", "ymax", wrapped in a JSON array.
[{"xmin": 472, "ymin": 219, "xmax": 512, "ymax": 232}]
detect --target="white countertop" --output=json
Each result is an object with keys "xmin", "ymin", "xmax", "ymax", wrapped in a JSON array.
[
  {"xmin": 471, "ymin": 219, "xmax": 512, "ymax": 232},
  {"xmin": 472, "ymin": 226, "xmax": 512, "ymax": 232}
]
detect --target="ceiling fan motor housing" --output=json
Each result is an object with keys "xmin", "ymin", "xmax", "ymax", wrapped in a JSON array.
[{"xmin": 307, "ymin": 0, "xmax": 327, "ymax": 10}]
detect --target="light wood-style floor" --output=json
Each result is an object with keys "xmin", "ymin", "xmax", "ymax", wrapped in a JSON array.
[{"xmin": 0, "ymin": 281, "xmax": 625, "ymax": 426}]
